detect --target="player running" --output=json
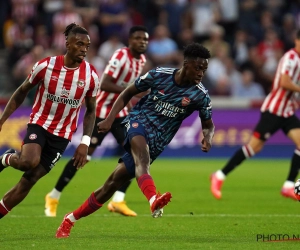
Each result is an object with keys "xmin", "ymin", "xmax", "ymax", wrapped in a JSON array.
[{"xmin": 55, "ymin": 43, "xmax": 215, "ymax": 238}]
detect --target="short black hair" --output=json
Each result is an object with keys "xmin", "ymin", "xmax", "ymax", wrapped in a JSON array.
[
  {"xmin": 129, "ymin": 26, "xmax": 148, "ymax": 36},
  {"xmin": 64, "ymin": 23, "xmax": 88, "ymax": 40},
  {"xmin": 183, "ymin": 43, "xmax": 211, "ymax": 60},
  {"xmin": 297, "ymin": 30, "xmax": 300, "ymax": 39}
]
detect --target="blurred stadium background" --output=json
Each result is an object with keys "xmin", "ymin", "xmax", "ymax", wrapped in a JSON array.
[{"xmin": 0, "ymin": 0, "xmax": 300, "ymax": 158}]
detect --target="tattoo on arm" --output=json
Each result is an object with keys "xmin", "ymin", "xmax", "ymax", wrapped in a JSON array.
[{"xmin": 202, "ymin": 120, "xmax": 215, "ymax": 143}]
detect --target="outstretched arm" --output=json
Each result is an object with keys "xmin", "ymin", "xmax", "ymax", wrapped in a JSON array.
[
  {"xmin": 0, "ymin": 77, "xmax": 35, "ymax": 132},
  {"xmin": 73, "ymin": 96, "xmax": 96, "ymax": 169},
  {"xmin": 201, "ymin": 118, "xmax": 215, "ymax": 153},
  {"xmin": 97, "ymin": 83, "xmax": 141, "ymax": 133}
]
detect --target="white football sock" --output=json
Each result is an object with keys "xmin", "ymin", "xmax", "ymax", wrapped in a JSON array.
[
  {"xmin": 283, "ymin": 181, "xmax": 294, "ymax": 188},
  {"xmin": 49, "ymin": 188, "xmax": 61, "ymax": 200},
  {"xmin": 149, "ymin": 195, "xmax": 156, "ymax": 206},
  {"xmin": 215, "ymin": 170, "xmax": 226, "ymax": 180},
  {"xmin": 2, "ymin": 154, "xmax": 12, "ymax": 167},
  {"xmin": 112, "ymin": 191, "xmax": 125, "ymax": 202},
  {"xmin": 67, "ymin": 213, "xmax": 77, "ymax": 222}
]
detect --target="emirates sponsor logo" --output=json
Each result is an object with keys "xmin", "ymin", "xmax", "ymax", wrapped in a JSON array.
[
  {"xmin": 132, "ymin": 122, "xmax": 139, "ymax": 128},
  {"xmin": 29, "ymin": 133, "xmax": 37, "ymax": 140},
  {"xmin": 181, "ymin": 97, "xmax": 190, "ymax": 106}
]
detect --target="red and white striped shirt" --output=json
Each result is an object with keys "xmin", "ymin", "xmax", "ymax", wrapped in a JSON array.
[
  {"xmin": 261, "ymin": 49, "xmax": 300, "ymax": 117},
  {"xmin": 28, "ymin": 55, "xmax": 100, "ymax": 140},
  {"xmin": 96, "ymin": 47, "xmax": 146, "ymax": 119}
]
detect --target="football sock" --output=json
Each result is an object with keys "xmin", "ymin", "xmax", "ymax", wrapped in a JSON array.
[
  {"xmin": 112, "ymin": 191, "xmax": 125, "ymax": 202},
  {"xmin": 72, "ymin": 192, "xmax": 102, "ymax": 220},
  {"xmin": 222, "ymin": 145, "xmax": 255, "ymax": 175},
  {"xmin": 54, "ymin": 158, "xmax": 78, "ymax": 192},
  {"xmin": 137, "ymin": 174, "xmax": 156, "ymax": 201},
  {"xmin": 48, "ymin": 188, "xmax": 61, "ymax": 200},
  {"xmin": 0, "ymin": 199, "xmax": 11, "ymax": 218},
  {"xmin": 215, "ymin": 170, "xmax": 226, "ymax": 180},
  {"xmin": 283, "ymin": 181, "xmax": 294, "ymax": 188},
  {"xmin": 286, "ymin": 150, "xmax": 300, "ymax": 182},
  {"xmin": 111, "ymin": 180, "xmax": 132, "ymax": 202},
  {"xmin": 1, "ymin": 153, "xmax": 13, "ymax": 171}
]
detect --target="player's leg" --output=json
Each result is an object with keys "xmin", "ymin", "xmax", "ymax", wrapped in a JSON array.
[
  {"xmin": 210, "ymin": 112, "xmax": 277, "ymax": 199},
  {"xmin": 107, "ymin": 117, "xmax": 137, "ymax": 216},
  {"xmin": 130, "ymin": 135, "xmax": 172, "ymax": 217},
  {"xmin": 1, "ymin": 124, "xmax": 46, "ymax": 172},
  {"xmin": 56, "ymin": 161, "xmax": 133, "ymax": 238},
  {"xmin": 45, "ymin": 118, "xmax": 104, "ymax": 217},
  {"xmin": 0, "ymin": 164, "xmax": 47, "ymax": 218},
  {"xmin": 45, "ymin": 146, "xmax": 97, "ymax": 217},
  {"xmin": 0, "ymin": 149, "xmax": 17, "ymax": 172},
  {"xmin": 124, "ymin": 120, "xmax": 171, "ymax": 217},
  {"xmin": 281, "ymin": 116, "xmax": 300, "ymax": 200}
]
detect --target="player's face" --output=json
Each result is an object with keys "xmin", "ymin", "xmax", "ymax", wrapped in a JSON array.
[
  {"xmin": 67, "ymin": 33, "xmax": 91, "ymax": 64},
  {"xmin": 185, "ymin": 58, "xmax": 208, "ymax": 84},
  {"xmin": 129, "ymin": 31, "xmax": 149, "ymax": 54}
]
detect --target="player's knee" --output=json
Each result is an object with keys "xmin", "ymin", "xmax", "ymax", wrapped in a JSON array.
[
  {"xmin": 22, "ymin": 167, "xmax": 45, "ymax": 184},
  {"xmin": 18, "ymin": 156, "xmax": 40, "ymax": 171}
]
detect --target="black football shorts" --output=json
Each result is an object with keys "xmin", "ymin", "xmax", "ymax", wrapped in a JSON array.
[
  {"xmin": 23, "ymin": 124, "xmax": 69, "ymax": 172},
  {"xmin": 253, "ymin": 111, "xmax": 300, "ymax": 141}
]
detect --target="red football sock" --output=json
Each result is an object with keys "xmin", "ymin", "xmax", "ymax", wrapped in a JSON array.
[
  {"xmin": 0, "ymin": 199, "xmax": 11, "ymax": 218},
  {"xmin": 137, "ymin": 174, "xmax": 157, "ymax": 201},
  {"xmin": 73, "ymin": 192, "xmax": 102, "ymax": 220}
]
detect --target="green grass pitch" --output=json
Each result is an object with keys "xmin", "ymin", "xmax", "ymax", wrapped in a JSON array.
[{"xmin": 1, "ymin": 158, "xmax": 300, "ymax": 250}]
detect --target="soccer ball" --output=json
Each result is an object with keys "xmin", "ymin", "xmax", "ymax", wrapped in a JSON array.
[{"xmin": 294, "ymin": 179, "xmax": 300, "ymax": 201}]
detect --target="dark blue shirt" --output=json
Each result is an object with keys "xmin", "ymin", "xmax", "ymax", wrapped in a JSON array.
[{"xmin": 124, "ymin": 67, "xmax": 212, "ymax": 159}]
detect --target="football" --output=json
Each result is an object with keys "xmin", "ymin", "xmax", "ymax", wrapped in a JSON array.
[{"xmin": 294, "ymin": 179, "xmax": 300, "ymax": 201}]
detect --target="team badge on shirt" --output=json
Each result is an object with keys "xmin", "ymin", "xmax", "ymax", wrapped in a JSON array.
[
  {"xmin": 132, "ymin": 122, "xmax": 139, "ymax": 128},
  {"xmin": 181, "ymin": 97, "xmax": 190, "ymax": 106},
  {"xmin": 29, "ymin": 134, "xmax": 37, "ymax": 140},
  {"xmin": 158, "ymin": 90, "xmax": 165, "ymax": 95},
  {"xmin": 77, "ymin": 79, "xmax": 85, "ymax": 89}
]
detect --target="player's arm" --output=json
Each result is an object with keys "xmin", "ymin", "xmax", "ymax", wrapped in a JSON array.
[
  {"xmin": 100, "ymin": 73, "xmax": 125, "ymax": 93},
  {"xmin": 279, "ymin": 74, "xmax": 300, "ymax": 92},
  {"xmin": 98, "ymin": 83, "xmax": 141, "ymax": 133},
  {"xmin": 73, "ymin": 96, "xmax": 96, "ymax": 169},
  {"xmin": 0, "ymin": 76, "xmax": 35, "ymax": 131},
  {"xmin": 200, "ymin": 118, "xmax": 215, "ymax": 153}
]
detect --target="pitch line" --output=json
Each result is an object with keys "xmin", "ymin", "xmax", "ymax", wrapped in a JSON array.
[{"xmin": 6, "ymin": 213, "xmax": 300, "ymax": 218}]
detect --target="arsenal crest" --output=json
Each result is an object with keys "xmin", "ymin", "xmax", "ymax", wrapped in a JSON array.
[
  {"xmin": 132, "ymin": 122, "xmax": 139, "ymax": 128},
  {"xmin": 77, "ymin": 79, "xmax": 85, "ymax": 89},
  {"xmin": 181, "ymin": 97, "xmax": 190, "ymax": 106}
]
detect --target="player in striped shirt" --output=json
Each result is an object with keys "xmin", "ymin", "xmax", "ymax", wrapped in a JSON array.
[
  {"xmin": 211, "ymin": 30, "xmax": 300, "ymax": 201},
  {"xmin": 45, "ymin": 26, "xmax": 149, "ymax": 217},
  {"xmin": 56, "ymin": 43, "xmax": 215, "ymax": 238},
  {"xmin": 0, "ymin": 23, "xmax": 100, "ymax": 219}
]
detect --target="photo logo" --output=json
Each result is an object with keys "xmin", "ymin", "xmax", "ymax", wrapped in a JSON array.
[{"xmin": 256, "ymin": 234, "xmax": 300, "ymax": 242}]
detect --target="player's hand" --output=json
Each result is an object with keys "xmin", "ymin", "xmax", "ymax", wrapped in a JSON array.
[
  {"xmin": 201, "ymin": 138, "xmax": 212, "ymax": 153},
  {"xmin": 97, "ymin": 119, "xmax": 112, "ymax": 133},
  {"xmin": 73, "ymin": 144, "xmax": 89, "ymax": 169}
]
